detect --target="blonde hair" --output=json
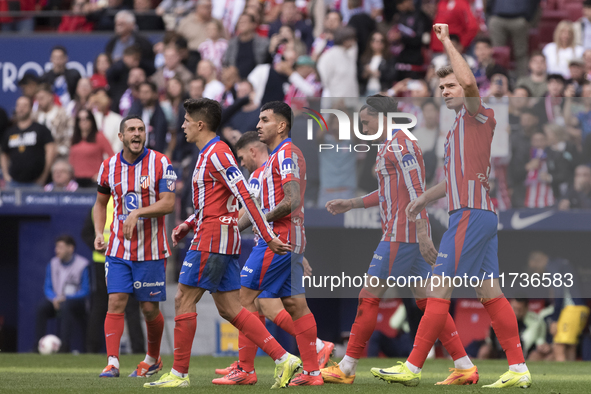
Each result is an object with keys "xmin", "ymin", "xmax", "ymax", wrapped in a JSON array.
[{"xmin": 553, "ymin": 20, "xmax": 575, "ymax": 50}]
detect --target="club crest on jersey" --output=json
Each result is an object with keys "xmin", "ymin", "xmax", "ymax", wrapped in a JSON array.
[
  {"xmin": 401, "ymin": 154, "xmax": 419, "ymax": 170},
  {"xmin": 225, "ymin": 165, "xmax": 243, "ymax": 185},
  {"xmin": 280, "ymin": 157, "xmax": 295, "ymax": 176},
  {"xmin": 124, "ymin": 193, "xmax": 139, "ymax": 212},
  {"xmin": 140, "ymin": 175, "xmax": 150, "ymax": 189}
]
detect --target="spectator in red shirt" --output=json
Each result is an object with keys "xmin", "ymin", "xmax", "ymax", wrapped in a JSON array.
[
  {"xmin": 68, "ymin": 109, "xmax": 114, "ymax": 188},
  {"xmin": 91, "ymin": 53, "xmax": 111, "ymax": 90},
  {"xmin": 430, "ymin": 0, "xmax": 479, "ymax": 53},
  {"xmin": 58, "ymin": 0, "xmax": 94, "ymax": 32}
]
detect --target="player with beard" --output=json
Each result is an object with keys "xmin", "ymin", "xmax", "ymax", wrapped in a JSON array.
[{"xmin": 94, "ymin": 115, "xmax": 176, "ymax": 378}]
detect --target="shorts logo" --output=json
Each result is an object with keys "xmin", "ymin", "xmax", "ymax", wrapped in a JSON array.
[
  {"xmin": 401, "ymin": 154, "xmax": 419, "ymax": 171},
  {"xmin": 182, "ymin": 261, "xmax": 193, "ymax": 267},
  {"xmin": 438, "ymin": 252, "xmax": 448, "ymax": 258},
  {"xmin": 142, "ymin": 281, "xmax": 164, "ymax": 287},
  {"xmin": 140, "ymin": 176, "xmax": 150, "ymax": 189},
  {"xmin": 164, "ymin": 164, "xmax": 177, "ymax": 191},
  {"xmin": 280, "ymin": 157, "xmax": 295, "ymax": 176},
  {"xmin": 134, "ymin": 281, "xmax": 142, "ymax": 289},
  {"xmin": 124, "ymin": 193, "xmax": 139, "ymax": 212},
  {"xmin": 225, "ymin": 166, "xmax": 243, "ymax": 185},
  {"xmin": 242, "ymin": 266, "xmax": 253, "ymax": 273},
  {"xmin": 373, "ymin": 254, "xmax": 383, "ymax": 261}
]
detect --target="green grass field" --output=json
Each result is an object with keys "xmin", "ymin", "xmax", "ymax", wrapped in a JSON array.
[{"xmin": 0, "ymin": 354, "xmax": 589, "ymax": 393}]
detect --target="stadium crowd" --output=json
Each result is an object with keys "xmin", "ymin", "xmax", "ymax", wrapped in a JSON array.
[{"xmin": 2, "ymin": 0, "xmax": 591, "ymax": 363}]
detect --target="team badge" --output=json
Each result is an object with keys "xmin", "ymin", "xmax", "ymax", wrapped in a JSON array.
[{"xmin": 140, "ymin": 175, "xmax": 150, "ymax": 189}]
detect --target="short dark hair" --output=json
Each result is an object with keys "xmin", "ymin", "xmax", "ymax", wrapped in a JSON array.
[
  {"xmin": 334, "ymin": 26, "xmax": 357, "ymax": 46},
  {"xmin": 449, "ymin": 34, "xmax": 461, "ymax": 44},
  {"xmin": 235, "ymin": 130, "xmax": 264, "ymax": 152},
  {"xmin": 140, "ymin": 81, "xmax": 158, "ymax": 93},
  {"xmin": 584, "ymin": 0, "xmax": 591, "ymax": 8},
  {"xmin": 547, "ymin": 73, "xmax": 566, "ymax": 84},
  {"xmin": 37, "ymin": 83, "xmax": 53, "ymax": 95},
  {"xmin": 327, "ymin": 10, "xmax": 342, "ymax": 21},
  {"xmin": 56, "ymin": 234, "xmax": 76, "ymax": 248},
  {"xmin": 361, "ymin": 94, "xmax": 399, "ymax": 116},
  {"xmin": 474, "ymin": 37, "xmax": 492, "ymax": 47},
  {"xmin": 123, "ymin": 44, "xmax": 142, "ymax": 57},
  {"xmin": 51, "ymin": 45, "xmax": 67, "ymax": 56},
  {"xmin": 513, "ymin": 298, "xmax": 529, "ymax": 306},
  {"xmin": 240, "ymin": 12, "xmax": 256, "ymax": 24},
  {"xmin": 183, "ymin": 98, "xmax": 222, "ymax": 131},
  {"xmin": 521, "ymin": 106, "xmax": 539, "ymax": 117},
  {"xmin": 421, "ymin": 98, "xmax": 438, "ymax": 111},
  {"xmin": 120, "ymin": 114, "xmax": 144, "ymax": 134},
  {"xmin": 436, "ymin": 65, "xmax": 454, "ymax": 79},
  {"xmin": 260, "ymin": 101, "xmax": 292, "ymax": 132},
  {"xmin": 514, "ymin": 85, "xmax": 532, "ymax": 97}
]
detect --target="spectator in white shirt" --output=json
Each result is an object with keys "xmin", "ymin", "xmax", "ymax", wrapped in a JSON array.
[
  {"xmin": 317, "ymin": 26, "xmax": 359, "ymax": 97},
  {"xmin": 87, "ymin": 89, "xmax": 123, "ymax": 153},
  {"xmin": 197, "ymin": 59, "xmax": 225, "ymax": 100}
]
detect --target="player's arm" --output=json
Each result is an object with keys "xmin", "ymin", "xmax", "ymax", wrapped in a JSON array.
[
  {"xmin": 416, "ymin": 218, "xmax": 437, "ymax": 265},
  {"xmin": 434, "ymin": 23, "xmax": 480, "ymax": 114},
  {"xmin": 265, "ymin": 180, "xmax": 300, "ymax": 223},
  {"xmin": 325, "ymin": 191, "xmax": 377, "ymax": 215},
  {"xmin": 406, "ymin": 180, "xmax": 446, "ymax": 221},
  {"xmin": 122, "ymin": 189, "xmax": 175, "ymax": 240},
  {"xmin": 171, "ymin": 213, "xmax": 196, "ymax": 247},
  {"xmin": 93, "ymin": 191, "xmax": 110, "ymax": 253}
]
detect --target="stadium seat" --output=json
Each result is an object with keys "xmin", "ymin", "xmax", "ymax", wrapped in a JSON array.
[
  {"xmin": 493, "ymin": 46, "xmax": 512, "ymax": 70},
  {"xmin": 453, "ymin": 299, "xmax": 491, "ymax": 348}
]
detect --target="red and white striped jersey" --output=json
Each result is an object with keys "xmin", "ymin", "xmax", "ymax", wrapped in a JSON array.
[
  {"xmin": 248, "ymin": 166, "xmax": 265, "ymax": 245},
  {"xmin": 184, "ymin": 136, "xmax": 275, "ymax": 254},
  {"xmin": 260, "ymin": 138, "xmax": 306, "ymax": 254},
  {"xmin": 362, "ymin": 132, "xmax": 430, "ymax": 243},
  {"xmin": 443, "ymin": 101, "xmax": 497, "ymax": 213},
  {"xmin": 524, "ymin": 153, "xmax": 555, "ymax": 208},
  {"xmin": 97, "ymin": 148, "xmax": 175, "ymax": 261}
]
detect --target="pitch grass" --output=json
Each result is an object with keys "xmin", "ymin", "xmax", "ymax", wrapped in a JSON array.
[{"xmin": 0, "ymin": 354, "xmax": 589, "ymax": 393}]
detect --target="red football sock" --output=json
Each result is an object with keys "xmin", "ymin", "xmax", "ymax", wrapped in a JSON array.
[
  {"xmin": 232, "ymin": 308, "xmax": 285, "ymax": 361},
  {"xmin": 483, "ymin": 296, "xmax": 525, "ymax": 365},
  {"xmin": 415, "ymin": 299, "xmax": 467, "ymax": 361},
  {"xmin": 104, "ymin": 312, "xmax": 124, "ymax": 361},
  {"xmin": 237, "ymin": 312, "xmax": 259, "ymax": 373},
  {"xmin": 146, "ymin": 311, "xmax": 164, "ymax": 361},
  {"xmin": 258, "ymin": 312, "xmax": 266, "ymax": 325},
  {"xmin": 172, "ymin": 312, "xmax": 197, "ymax": 374},
  {"xmin": 345, "ymin": 288, "xmax": 380, "ymax": 359},
  {"xmin": 293, "ymin": 313, "xmax": 318, "ymax": 373},
  {"xmin": 273, "ymin": 309, "xmax": 296, "ymax": 337},
  {"xmin": 408, "ymin": 298, "xmax": 450, "ymax": 368}
]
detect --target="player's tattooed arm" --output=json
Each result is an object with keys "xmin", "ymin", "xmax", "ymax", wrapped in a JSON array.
[
  {"xmin": 416, "ymin": 218, "xmax": 438, "ymax": 265},
  {"xmin": 266, "ymin": 180, "xmax": 300, "ymax": 223}
]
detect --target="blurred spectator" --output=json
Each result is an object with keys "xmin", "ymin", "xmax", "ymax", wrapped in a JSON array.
[
  {"xmin": 533, "ymin": 74, "xmax": 565, "ymax": 125},
  {"xmin": 156, "ymin": 0, "xmax": 196, "ymax": 30},
  {"xmin": 311, "ymin": 10, "xmax": 342, "ymax": 62},
  {"xmin": 223, "ymin": 13, "xmax": 270, "ymax": 80},
  {"xmin": 0, "ymin": 106, "xmax": 9, "ymax": 143},
  {"xmin": 558, "ymin": 164, "xmax": 591, "ymax": 210},
  {"xmin": 197, "ymin": 59, "xmax": 225, "ymax": 100},
  {"xmin": 17, "ymin": 74, "xmax": 41, "ymax": 102},
  {"xmin": 508, "ymin": 107, "xmax": 541, "ymax": 207},
  {"xmin": 430, "ymin": 0, "xmax": 478, "ymax": 53},
  {"xmin": 487, "ymin": 0, "xmax": 540, "ymax": 77},
  {"xmin": 35, "ymin": 235, "xmax": 89, "ymax": 354},
  {"xmin": 160, "ymin": 76, "xmax": 186, "ymax": 130},
  {"xmin": 516, "ymin": 52, "xmax": 548, "ymax": 98},
  {"xmin": 413, "ymin": 99, "xmax": 440, "ymax": 185},
  {"xmin": 509, "ymin": 86, "xmax": 532, "ymax": 131},
  {"xmin": 388, "ymin": 0, "xmax": 431, "ymax": 82},
  {"xmin": 524, "ymin": 131, "xmax": 554, "ymax": 208},
  {"xmin": 91, "ymin": 53, "xmax": 111, "ymax": 90},
  {"xmin": 69, "ymin": 109, "xmax": 114, "ymax": 187},
  {"xmin": 487, "ymin": 68, "xmax": 511, "ymax": 100},
  {"xmin": 65, "ymin": 78, "xmax": 93, "ymax": 119},
  {"xmin": 474, "ymin": 37, "xmax": 507, "ymax": 96},
  {"xmin": 269, "ymin": 25, "xmax": 307, "ymax": 63},
  {"xmin": 85, "ymin": 0, "xmax": 130, "ymax": 31},
  {"xmin": 41, "ymin": 46, "xmax": 81, "ymax": 107},
  {"xmin": 105, "ymin": 10, "xmax": 155, "ymax": 64},
  {"xmin": 173, "ymin": 77, "xmax": 204, "ymax": 161},
  {"xmin": 545, "ymin": 123, "xmax": 579, "ymax": 199},
  {"xmin": 573, "ymin": 0, "xmax": 591, "ymax": 49},
  {"xmin": 268, "ymin": 0, "xmax": 314, "ymax": 52},
  {"xmin": 543, "ymin": 21, "xmax": 584, "ymax": 79},
  {"xmin": 44, "ymin": 159, "xmax": 79, "ymax": 192},
  {"xmin": 198, "ymin": 19, "xmax": 228, "ymax": 74},
  {"xmin": 1, "ymin": 97, "xmax": 56, "ymax": 188},
  {"xmin": 177, "ymin": 0, "xmax": 214, "ymax": 51},
  {"xmin": 106, "ymin": 45, "xmax": 155, "ymax": 113},
  {"xmin": 219, "ymin": 66, "xmax": 240, "ymax": 108},
  {"xmin": 367, "ymin": 299, "xmax": 412, "ymax": 358},
  {"xmin": 150, "ymin": 46, "xmax": 193, "ymax": 96},
  {"xmin": 119, "ymin": 67, "xmax": 146, "ymax": 117},
  {"xmin": 0, "ymin": 0, "xmax": 36, "ymax": 32},
  {"xmin": 565, "ymin": 82, "xmax": 591, "ymax": 145},
  {"xmin": 284, "ymin": 55, "xmax": 322, "ymax": 108},
  {"xmin": 336, "ymin": 0, "xmax": 382, "ymax": 24},
  {"xmin": 566, "ymin": 58, "xmax": 587, "ymax": 97},
  {"xmin": 88, "ymin": 89, "xmax": 123, "ymax": 152},
  {"xmin": 222, "ymin": 80, "xmax": 260, "ymax": 134},
  {"xmin": 34, "ymin": 84, "xmax": 72, "ymax": 157},
  {"xmin": 347, "ymin": 0, "xmax": 377, "ymax": 59},
  {"xmin": 129, "ymin": 82, "xmax": 168, "ymax": 153},
  {"xmin": 248, "ymin": 46, "xmax": 297, "ymax": 104},
  {"xmin": 359, "ymin": 31, "xmax": 392, "ymax": 96},
  {"xmin": 58, "ymin": 0, "xmax": 94, "ymax": 32},
  {"xmin": 133, "ymin": 0, "xmax": 165, "ymax": 30},
  {"xmin": 584, "ymin": 49, "xmax": 591, "ymax": 78},
  {"xmin": 317, "ymin": 26, "xmax": 359, "ymax": 97}
]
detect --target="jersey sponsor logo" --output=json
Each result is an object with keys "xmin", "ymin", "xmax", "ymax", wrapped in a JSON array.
[
  {"xmin": 225, "ymin": 165, "xmax": 243, "ymax": 185},
  {"xmin": 124, "ymin": 193, "xmax": 139, "ymax": 212},
  {"xmin": 142, "ymin": 281, "xmax": 164, "ymax": 287},
  {"xmin": 280, "ymin": 157, "xmax": 295, "ymax": 176},
  {"xmin": 249, "ymin": 178, "xmax": 261, "ymax": 196},
  {"xmin": 373, "ymin": 254, "xmax": 383, "ymax": 261},
  {"xmin": 140, "ymin": 175, "xmax": 150, "ymax": 189},
  {"xmin": 242, "ymin": 265, "xmax": 253, "ymax": 273},
  {"xmin": 438, "ymin": 252, "xmax": 448, "ymax": 258},
  {"xmin": 164, "ymin": 164, "xmax": 177, "ymax": 191},
  {"xmin": 219, "ymin": 216, "xmax": 237, "ymax": 224},
  {"xmin": 401, "ymin": 154, "xmax": 419, "ymax": 171}
]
